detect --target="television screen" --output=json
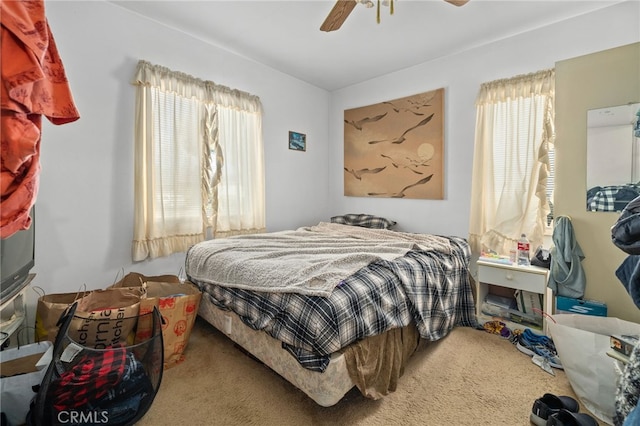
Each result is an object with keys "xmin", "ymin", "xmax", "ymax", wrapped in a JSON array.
[{"xmin": 1, "ymin": 209, "xmax": 35, "ymax": 303}]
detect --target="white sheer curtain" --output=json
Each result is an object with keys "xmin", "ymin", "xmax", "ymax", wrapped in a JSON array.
[
  {"xmin": 213, "ymin": 104, "xmax": 265, "ymax": 238},
  {"xmin": 132, "ymin": 61, "xmax": 265, "ymax": 261},
  {"xmin": 468, "ymin": 69, "xmax": 555, "ymax": 256}
]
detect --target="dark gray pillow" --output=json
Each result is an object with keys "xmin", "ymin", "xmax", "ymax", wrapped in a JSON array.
[{"xmin": 330, "ymin": 214, "xmax": 396, "ymax": 229}]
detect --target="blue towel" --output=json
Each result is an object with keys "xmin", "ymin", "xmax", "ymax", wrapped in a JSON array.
[{"xmin": 548, "ymin": 216, "xmax": 586, "ymax": 298}]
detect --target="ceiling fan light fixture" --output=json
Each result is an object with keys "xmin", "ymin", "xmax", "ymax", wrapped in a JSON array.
[
  {"xmin": 387, "ymin": 0, "xmax": 394, "ymax": 15},
  {"xmin": 321, "ymin": 0, "xmax": 466, "ymax": 32},
  {"xmin": 444, "ymin": 0, "xmax": 470, "ymax": 6},
  {"xmin": 358, "ymin": 0, "xmax": 394, "ymax": 24},
  {"xmin": 356, "ymin": 0, "xmax": 375, "ymax": 8}
]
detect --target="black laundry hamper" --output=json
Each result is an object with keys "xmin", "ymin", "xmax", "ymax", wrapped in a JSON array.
[{"xmin": 28, "ymin": 301, "xmax": 164, "ymax": 426}]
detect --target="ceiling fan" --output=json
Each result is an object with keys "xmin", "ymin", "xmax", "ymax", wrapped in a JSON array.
[{"xmin": 320, "ymin": 0, "xmax": 470, "ymax": 32}]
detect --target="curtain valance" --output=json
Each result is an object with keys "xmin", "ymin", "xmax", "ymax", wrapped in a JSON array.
[
  {"xmin": 476, "ymin": 69, "xmax": 555, "ymax": 105},
  {"xmin": 132, "ymin": 60, "xmax": 262, "ymax": 113}
]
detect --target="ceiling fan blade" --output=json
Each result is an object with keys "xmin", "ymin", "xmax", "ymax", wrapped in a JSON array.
[
  {"xmin": 444, "ymin": 0, "xmax": 470, "ymax": 6},
  {"xmin": 320, "ymin": 0, "xmax": 357, "ymax": 32}
]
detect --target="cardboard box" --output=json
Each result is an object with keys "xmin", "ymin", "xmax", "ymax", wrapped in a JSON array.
[
  {"xmin": 555, "ymin": 296, "xmax": 607, "ymax": 316},
  {"xmin": 0, "ymin": 341, "xmax": 53, "ymax": 426}
]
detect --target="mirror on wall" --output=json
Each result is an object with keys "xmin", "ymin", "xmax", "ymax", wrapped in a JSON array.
[{"xmin": 586, "ymin": 102, "xmax": 640, "ymax": 212}]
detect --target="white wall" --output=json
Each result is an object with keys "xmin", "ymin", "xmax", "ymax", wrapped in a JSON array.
[
  {"xmin": 328, "ymin": 1, "xmax": 640, "ymax": 237},
  {"xmin": 33, "ymin": 1, "xmax": 330, "ymax": 301}
]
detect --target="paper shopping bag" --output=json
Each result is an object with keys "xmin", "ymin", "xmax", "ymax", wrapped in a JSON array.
[
  {"xmin": 111, "ymin": 271, "xmax": 181, "ymax": 289},
  {"xmin": 35, "ymin": 289, "xmax": 87, "ymax": 343},
  {"xmin": 547, "ymin": 314, "xmax": 640, "ymax": 425},
  {"xmin": 136, "ymin": 280, "xmax": 202, "ymax": 368},
  {"xmin": 71, "ymin": 287, "xmax": 144, "ymax": 348}
]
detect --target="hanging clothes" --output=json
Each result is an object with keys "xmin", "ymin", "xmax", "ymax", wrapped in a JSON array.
[
  {"xmin": 0, "ymin": 0, "xmax": 80, "ymax": 238},
  {"xmin": 614, "ymin": 255, "xmax": 640, "ymax": 309},
  {"xmin": 611, "ymin": 195, "xmax": 640, "ymax": 255},
  {"xmin": 548, "ymin": 216, "xmax": 587, "ymax": 298},
  {"xmin": 611, "ymin": 195, "xmax": 640, "ymax": 308}
]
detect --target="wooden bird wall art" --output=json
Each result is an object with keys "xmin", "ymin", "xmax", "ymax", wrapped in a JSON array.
[{"xmin": 343, "ymin": 88, "xmax": 444, "ymax": 199}]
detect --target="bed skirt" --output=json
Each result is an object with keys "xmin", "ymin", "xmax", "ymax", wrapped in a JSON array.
[{"xmin": 198, "ymin": 296, "xmax": 355, "ymax": 407}]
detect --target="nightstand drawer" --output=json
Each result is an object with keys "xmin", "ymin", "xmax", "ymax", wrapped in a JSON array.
[{"xmin": 478, "ymin": 264, "xmax": 546, "ymax": 294}]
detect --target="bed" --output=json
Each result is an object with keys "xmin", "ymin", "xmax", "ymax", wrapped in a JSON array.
[{"xmin": 185, "ymin": 219, "xmax": 476, "ymax": 406}]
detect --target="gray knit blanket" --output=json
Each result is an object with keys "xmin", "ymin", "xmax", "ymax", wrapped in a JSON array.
[{"xmin": 185, "ymin": 222, "xmax": 452, "ymax": 297}]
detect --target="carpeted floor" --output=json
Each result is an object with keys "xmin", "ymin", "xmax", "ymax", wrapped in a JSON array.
[{"xmin": 137, "ymin": 318, "xmax": 600, "ymax": 426}]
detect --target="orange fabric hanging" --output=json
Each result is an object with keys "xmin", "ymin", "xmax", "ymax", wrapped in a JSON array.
[{"xmin": 0, "ymin": 0, "xmax": 80, "ymax": 238}]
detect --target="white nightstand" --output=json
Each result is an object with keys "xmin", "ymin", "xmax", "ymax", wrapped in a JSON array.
[{"xmin": 476, "ymin": 261, "xmax": 553, "ymax": 335}]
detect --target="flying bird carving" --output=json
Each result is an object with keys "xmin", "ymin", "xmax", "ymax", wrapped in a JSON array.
[
  {"xmin": 381, "ymin": 154, "xmax": 424, "ymax": 174},
  {"xmin": 406, "ymin": 156, "xmax": 431, "ymax": 168},
  {"xmin": 368, "ymin": 113, "xmax": 435, "ymax": 145},
  {"xmin": 365, "ymin": 174, "xmax": 434, "ymax": 198},
  {"xmin": 344, "ymin": 166, "xmax": 387, "ymax": 180},
  {"xmin": 405, "ymin": 168, "xmax": 424, "ymax": 175},
  {"xmin": 380, "ymin": 154, "xmax": 399, "ymax": 168},
  {"xmin": 390, "ymin": 174, "xmax": 434, "ymax": 198},
  {"xmin": 344, "ymin": 112, "xmax": 388, "ymax": 130},
  {"xmin": 407, "ymin": 93, "xmax": 436, "ymax": 108},
  {"xmin": 382, "ymin": 101, "xmax": 425, "ymax": 116}
]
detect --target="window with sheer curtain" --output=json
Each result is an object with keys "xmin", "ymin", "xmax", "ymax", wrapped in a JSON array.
[
  {"xmin": 468, "ymin": 69, "xmax": 555, "ymax": 256},
  {"xmin": 131, "ymin": 61, "xmax": 265, "ymax": 261}
]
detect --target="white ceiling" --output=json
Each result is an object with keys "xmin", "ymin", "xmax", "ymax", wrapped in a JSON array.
[{"xmin": 110, "ymin": 0, "xmax": 624, "ymax": 91}]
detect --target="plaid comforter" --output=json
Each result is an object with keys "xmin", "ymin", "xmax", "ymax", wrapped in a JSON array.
[{"xmin": 190, "ymin": 235, "xmax": 477, "ymax": 372}]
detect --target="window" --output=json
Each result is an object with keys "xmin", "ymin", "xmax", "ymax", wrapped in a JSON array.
[
  {"xmin": 150, "ymin": 88, "xmax": 203, "ymax": 227},
  {"xmin": 468, "ymin": 69, "xmax": 555, "ymax": 255},
  {"xmin": 546, "ymin": 144, "xmax": 555, "ymax": 229},
  {"xmin": 132, "ymin": 61, "xmax": 265, "ymax": 261}
]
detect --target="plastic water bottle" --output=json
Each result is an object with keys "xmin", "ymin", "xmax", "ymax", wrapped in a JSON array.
[
  {"xmin": 509, "ymin": 244, "xmax": 517, "ymax": 264},
  {"xmin": 517, "ymin": 234, "xmax": 531, "ymax": 266}
]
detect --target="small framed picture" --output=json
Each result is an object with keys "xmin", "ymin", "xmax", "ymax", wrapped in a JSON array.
[{"xmin": 288, "ymin": 131, "xmax": 306, "ymax": 152}]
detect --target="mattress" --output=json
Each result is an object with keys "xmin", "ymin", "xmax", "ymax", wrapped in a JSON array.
[{"xmin": 198, "ymin": 295, "xmax": 355, "ymax": 407}]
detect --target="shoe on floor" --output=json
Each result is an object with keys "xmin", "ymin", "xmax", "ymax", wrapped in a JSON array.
[
  {"xmin": 522, "ymin": 328, "xmax": 556, "ymax": 352},
  {"xmin": 517, "ymin": 334, "xmax": 563, "ymax": 369},
  {"xmin": 530, "ymin": 394, "xmax": 579, "ymax": 426},
  {"xmin": 545, "ymin": 409, "xmax": 598, "ymax": 426}
]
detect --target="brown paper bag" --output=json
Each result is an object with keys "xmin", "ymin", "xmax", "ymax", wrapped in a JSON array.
[
  {"xmin": 135, "ymin": 281, "xmax": 202, "ymax": 368},
  {"xmin": 110, "ymin": 272, "xmax": 202, "ymax": 368},
  {"xmin": 35, "ymin": 290, "xmax": 86, "ymax": 342},
  {"xmin": 111, "ymin": 272, "xmax": 181, "ymax": 288},
  {"xmin": 70, "ymin": 288, "xmax": 143, "ymax": 349}
]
